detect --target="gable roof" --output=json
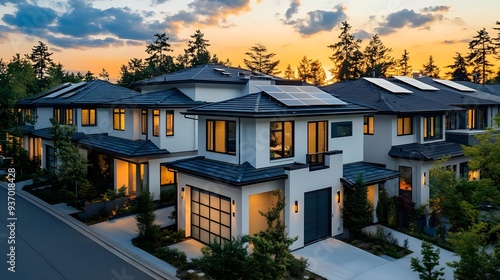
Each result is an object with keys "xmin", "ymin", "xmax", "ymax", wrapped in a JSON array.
[
  {"xmin": 108, "ymin": 88, "xmax": 206, "ymax": 108},
  {"xmin": 164, "ymin": 156, "xmax": 293, "ymax": 186},
  {"xmin": 342, "ymin": 162, "xmax": 400, "ymax": 187},
  {"xmin": 388, "ymin": 141, "xmax": 464, "ymax": 161},
  {"xmin": 185, "ymin": 91, "xmax": 375, "ymax": 118},
  {"xmin": 17, "ymin": 80, "xmax": 141, "ymax": 108},
  {"xmin": 132, "ymin": 64, "xmax": 285, "ymax": 87}
]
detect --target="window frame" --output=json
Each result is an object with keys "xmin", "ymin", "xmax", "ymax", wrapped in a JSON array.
[
  {"xmin": 166, "ymin": 110, "xmax": 174, "ymax": 136},
  {"xmin": 397, "ymin": 116, "xmax": 413, "ymax": 136},
  {"xmin": 270, "ymin": 121, "xmax": 294, "ymax": 160},
  {"xmin": 160, "ymin": 165, "xmax": 177, "ymax": 186},
  {"xmin": 81, "ymin": 108, "xmax": 96, "ymax": 126},
  {"xmin": 206, "ymin": 119, "xmax": 237, "ymax": 155},
  {"xmin": 307, "ymin": 121, "xmax": 328, "ymax": 154},
  {"xmin": 423, "ymin": 114, "xmax": 443, "ymax": 141},
  {"xmin": 153, "ymin": 110, "xmax": 160, "ymax": 137},
  {"xmin": 363, "ymin": 116, "xmax": 374, "ymax": 135},
  {"xmin": 113, "ymin": 108, "xmax": 125, "ymax": 131},
  {"xmin": 399, "ymin": 166, "xmax": 412, "ymax": 196},
  {"xmin": 141, "ymin": 109, "xmax": 147, "ymax": 135},
  {"xmin": 331, "ymin": 121, "xmax": 352, "ymax": 138}
]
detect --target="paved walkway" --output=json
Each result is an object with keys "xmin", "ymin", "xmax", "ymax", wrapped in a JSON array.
[{"xmin": 292, "ymin": 225, "xmax": 458, "ymax": 280}]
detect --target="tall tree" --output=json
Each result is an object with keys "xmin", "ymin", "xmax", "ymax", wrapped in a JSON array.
[
  {"xmin": 493, "ymin": 21, "xmax": 500, "ymax": 59},
  {"xmin": 297, "ymin": 56, "xmax": 311, "ymax": 82},
  {"xmin": 422, "ymin": 55, "xmax": 440, "ymax": 78},
  {"xmin": 243, "ymin": 43, "xmax": 280, "ymax": 75},
  {"xmin": 327, "ymin": 21, "xmax": 363, "ymax": 82},
  {"xmin": 446, "ymin": 52, "xmax": 470, "ymax": 81},
  {"xmin": 98, "ymin": 68, "xmax": 110, "ymax": 81},
  {"xmin": 84, "ymin": 70, "xmax": 95, "ymax": 81},
  {"xmin": 283, "ymin": 64, "xmax": 295, "ymax": 79},
  {"xmin": 145, "ymin": 33, "xmax": 175, "ymax": 75},
  {"xmin": 398, "ymin": 49, "xmax": 412, "ymax": 76},
  {"xmin": 185, "ymin": 30, "xmax": 212, "ymax": 67},
  {"xmin": 29, "ymin": 41, "xmax": 53, "ymax": 91},
  {"xmin": 363, "ymin": 34, "xmax": 394, "ymax": 77},
  {"xmin": 117, "ymin": 58, "xmax": 148, "ymax": 88},
  {"xmin": 341, "ymin": 176, "xmax": 372, "ymax": 238},
  {"xmin": 309, "ymin": 59, "xmax": 327, "ymax": 86},
  {"xmin": 467, "ymin": 28, "xmax": 496, "ymax": 85}
]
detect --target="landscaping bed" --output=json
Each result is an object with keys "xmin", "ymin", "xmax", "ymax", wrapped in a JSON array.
[{"xmin": 349, "ymin": 228, "xmax": 413, "ymax": 259}]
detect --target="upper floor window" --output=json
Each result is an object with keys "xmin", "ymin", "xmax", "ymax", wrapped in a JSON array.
[
  {"xmin": 270, "ymin": 121, "xmax": 294, "ymax": 159},
  {"xmin": 397, "ymin": 116, "xmax": 413, "ymax": 136},
  {"xmin": 53, "ymin": 108, "xmax": 73, "ymax": 125},
  {"xmin": 363, "ymin": 116, "xmax": 374, "ymax": 135},
  {"xmin": 113, "ymin": 108, "xmax": 125, "ymax": 131},
  {"xmin": 331, "ymin": 121, "xmax": 352, "ymax": 138},
  {"xmin": 423, "ymin": 115, "xmax": 442, "ymax": 141},
  {"xmin": 207, "ymin": 120, "xmax": 236, "ymax": 155},
  {"xmin": 81, "ymin": 109, "xmax": 96, "ymax": 126},
  {"xmin": 467, "ymin": 109, "xmax": 486, "ymax": 130},
  {"xmin": 166, "ymin": 110, "xmax": 174, "ymax": 136},
  {"xmin": 153, "ymin": 110, "xmax": 160, "ymax": 136},
  {"xmin": 141, "ymin": 109, "xmax": 147, "ymax": 134}
]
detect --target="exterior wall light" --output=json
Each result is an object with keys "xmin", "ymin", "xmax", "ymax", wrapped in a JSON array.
[
  {"xmin": 181, "ymin": 187, "xmax": 184, "ymax": 199},
  {"xmin": 294, "ymin": 200, "xmax": 299, "ymax": 213},
  {"xmin": 337, "ymin": 191, "xmax": 341, "ymax": 203},
  {"xmin": 232, "ymin": 200, "xmax": 236, "ymax": 217},
  {"xmin": 423, "ymin": 172, "xmax": 427, "ymax": 185}
]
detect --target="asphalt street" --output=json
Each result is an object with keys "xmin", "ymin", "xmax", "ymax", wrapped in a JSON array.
[{"xmin": 0, "ymin": 184, "xmax": 166, "ymax": 280}]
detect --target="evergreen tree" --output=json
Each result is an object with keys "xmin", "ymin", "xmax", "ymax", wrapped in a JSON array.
[
  {"xmin": 47, "ymin": 62, "xmax": 65, "ymax": 88},
  {"xmin": 309, "ymin": 59, "xmax": 327, "ymax": 86},
  {"xmin": 117, "ymin": 58, "xmax": 148, "ymax": 88},
  {"xmin": 243, "ymin": 43, "xmax": 280, "ymax": 75},
  {"xmin": 422, "ymin": 55, "xmax": 440, "ymax": 78},
  {"xmin": 297, "ymin": 56, "xmax": 311, "ymax": 82},
  {"xmin": 84, "ymin": 70, "xmax": 96, "ymax": 81},
  {"xmin": 363, "ymin": 34, "xmax": 394, "ymax": 77},
  {"xmin": 174, "ymin": 53, "xmax": 190, "ymax": 71},
  {"xmin": 398, "ymin": 49, "xmax": 412, "ymax": 76},
  {"xmin": 283, "ymin": 64, "xmax": 295, "ymax": 79},
  {"xmin": 135, "ymin": 190, "xmax": 159, "ymax": 240},
  {"xmin": 446, "ymin": 52, "xmax": 470, "ymax": 81},
  {"xmin": 98, "ymin": 68, "xmax": 110, "ymax": 81},
  {"xmin": 467, "ymin": 28, "xmax": 496, "ymax": 85},
  {"xmin": 29, "ymin": 41, "xmax": 53, "ymax": 90},
  {"xmin": 411, "ymin": 241, "xmax": 445, "ymax": 280},
  {"xmin": 341, "ymin": 176, "xmax": 372, "ymax": 238},
  {"xmin": 185, "ymin": 30, "xmax": 212, "ymax": 67},
  {"xmin": 145, "ymin": 33, "xmax": 175, "ymax": 75},
  {"xmin": 327, "ymin": 21, "xmax": 363, "ymax": 82},
  {"xmin": 492, "ymin": 21, "xmax": 500, "ymax": 59}
]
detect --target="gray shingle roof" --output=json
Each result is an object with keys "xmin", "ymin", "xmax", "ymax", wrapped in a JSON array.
[
  {"xmin": 185, "ymin": 92, "xmax": 375, "ymax": 118},
  {"xmin": 342, "ymin": 162, "xmax": 400, "ymax": 186},
  {"xmin": 78, "ymin": 134, "xmax": 169, "ymax": 158},
  {"xmin": 132, "ymin": 64, "xmax": 284, "ymax": 87},
  {"xmin": 29, "ymin": 127, "xmax": 85, "ymax": 141},
  {"xmin": 165, "ymin": 156, "xmax": 296, "ymax": 186},
  {"xmin": 108, "ymin": 88, "xmax": 206, "ymax": 108},
  {"xmin": 388, "ymin": 141, "xmax": 464, "ymax": 161}
]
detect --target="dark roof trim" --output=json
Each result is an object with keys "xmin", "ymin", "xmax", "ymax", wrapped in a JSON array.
[{"xmin": 181, "ymin": 109, "xmax": 377, "ymax": 118}]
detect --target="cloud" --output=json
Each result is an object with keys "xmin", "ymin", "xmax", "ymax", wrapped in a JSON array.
[
  {"xmin": 420, "ymin": 5, "xmax": 450, "ymax": 13},
  {"xmin": 46, "ymin": 34, "xmax": 124, "ymax": 49},
  {"xmin": 375, "ymin": 7, "xmax": 447, "ymax": 35},
  {"xmin": 2, "ymin": 2, "xmax": 58, "ymax": 31},
  {"xmin": 442, "ymin": 38, "xmax": 470, "ymax": 45},
  {"xmin": 288, "ymin": 4, "xmax": 347, "ymax": 36},
  {"xmin": 151, "ymin": 0, "xmax": 169, "ymax": 5},
  {"xmin": 352, "ymin": 29, "xmax": 372, "ymax": 40},
  {"xmin": 285, "ymin": 0, "xmax": 300, "ymax": 20},
  {"xmin": 187, "ymin": 0, "xmax": 253, "ymax": 25}
]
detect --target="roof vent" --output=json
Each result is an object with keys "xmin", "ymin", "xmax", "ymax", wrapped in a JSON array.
[
  {"xmin": 221, "ymin": 72, "xmax": 231, "ymax": 77},
  {"xmin": 214, "ymin": 68, "xmax": 225, "ymax": 73}
]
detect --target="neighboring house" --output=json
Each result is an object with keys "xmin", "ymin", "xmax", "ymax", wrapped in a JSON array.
[
  {"xmin": 165, "ymin": 85, "xmax": 399, "ymax": 249},
  {"xmin": 322, "ymin": 76, "xmax": 500, "ymax": 206}
]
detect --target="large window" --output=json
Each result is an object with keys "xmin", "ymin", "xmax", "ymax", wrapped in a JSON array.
[
  {"xmin": 207, "ymin": 120, "xmax": 236, "ymax": 155},
  {"xmin": 53, "ymin": 108, "xmax": 74, "ymax": 125},
  {"xmin": 191, "ymin": 187, "xmax": 231, "ymax": 244},
  {"xmin": 331, "ymin": 121, "xmax": 352, "ymax": 138},
  {"xmin": 397, "ymin": 116, "xmax": 413, "ymax": 136},
  {"xmin": 141, "ymin": 109, "xmax": 147, "ymax": 134},
  {"xmin": 364, "ymin": 116, "xmax": 374, "ymax": 135},
  {"xmin": 81, "ymin": 109, "xmax": 96, "ymax": 126},
  {"xmin": 46, "ymin": 145, "xmax": 56, "ymax": 170},
  {"xmin": 423, "ymin": 115, "xmax": 442, "ymax": 141},
  {"xmin": 160, "ymin": 166, "xmax": 176, "ymax": 185},
  {"xmin": 399, "ymin": 166, "xmax": 412, "ymax": 197},
  {"xmin": 166, "ymin": 110, "xmax": 174, "ymax": 136},
  {"xmin": 153, "ymin": 110, "xmax": 160, "ymax": 136},
  {"xmin": 467, "ymin": 109, "xmax": 486, "ymax": 130},
  {"xmin": 270, "ymin": 121, "xmax": 294, "ymax": 159},
  {"xmin": 113, "ymin": 108, "xmax": 125, "ymax": 131},
  {"xmin": 308, "ymin": 121, "xmax": 328, "ymax": 154}
]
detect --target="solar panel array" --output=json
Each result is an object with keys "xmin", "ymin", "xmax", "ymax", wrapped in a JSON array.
[
  {"xmin": 393, "ymin": 76, "xmax": 438, "ymax": 91},
  {"xmin": 256, "ymin": 85, "xmax": 347, "ymax": 106},
  {"xmin": 43, "ymin": 82, "xmax": 87, "ymax": 99},
  {"xmin": 364, "ymin": 77, "xmax": 413, "ymax": 93},
  {"xmin": 433, "ymin": 79, "xmax": 476, "ymax": 92}
]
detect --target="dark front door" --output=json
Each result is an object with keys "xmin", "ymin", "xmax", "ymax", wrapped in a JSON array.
[{"xmin": 304, "ymin": 188, "xmax": 331, "ymax": 244}]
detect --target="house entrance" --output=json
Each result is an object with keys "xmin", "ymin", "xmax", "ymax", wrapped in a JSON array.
[
  {"xmin": 304, "ymin": 188, "xmax": 331, "ymax": 244},
  {"xmin": 191, "ymin": 187, "xmax": 231, "ymax": 244}
]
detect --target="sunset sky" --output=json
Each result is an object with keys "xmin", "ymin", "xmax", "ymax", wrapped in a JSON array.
[{"xmin": 0, "ymin": 0, "xmax": 499, "ymax": 81}]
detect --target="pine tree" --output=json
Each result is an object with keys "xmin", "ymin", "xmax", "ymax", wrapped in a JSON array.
[
  {"xmin": 84, "ymin": 70, "xmax": 95, "ymax": 81},
  {"xmin": 283, "ymin": 64, "xmax": 295, "ymax": 79},
  {"xmin": 341, "ymin": 176, "xmax": 372, "ymax": 238},
  {"xmin": 446, "ymin": 52, "xmax": 470, "ymax": 81},
  {"xmin": 185, "ymin": 30, "xmax": 212, "ymax": 67},
  {"xmin": 327, "ymin": 21, "xmax": 363, "ymax": 82},
  {"xmin": 145, "ymin": 33, "xmax": 175, "ymax": 76},
  {"xmin": 243, "ymin": 43, "xmax": 280, "ymax": 75},
  {"xmin": 422, "ymin": 55, "xmax": 440, "ymax": 78},
  {"xmin": 297, "ymin": 56, "xmax": 311, "ymax": 82},
  {"xmin": 493, "ymin": 21, "xmax": 500, "ymax": 59},
  {"xmin": 135, "ymin": 190, "xmax": 159, "ymax": 240},
  {"xmin": 398, "ymin": 49, "xmax": 412, "ymax": 76},
  {"xmin": 467, "ymin": 28, "xmax": 496, "ymax": 85},
  {"xmin": 363, "ymin": 34, "xmax": 394, "ymax": 77},
  {"xmin": 98, "ymin": 68, "xmax": 110, "ymax": 81},
  {"xmin": 410, "ymin": 241, "xmax": 445, "ymax": 280},
  {"xmin": 309, "ymin": 59, "xmax": 327, "ymax": 86},
  {"xmin": 29, "ymin": 41, "xmax": 53, "ymax": 91}
]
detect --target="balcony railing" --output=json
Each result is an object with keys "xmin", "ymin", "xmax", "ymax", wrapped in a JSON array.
[{"xmin": 306, "ymin": 152, "xmax": 328, "ymax": 170}]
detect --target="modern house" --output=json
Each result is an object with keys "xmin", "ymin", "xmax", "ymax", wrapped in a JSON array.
[
  {"xmin": 165, "ymin": 85, "xmax": 399, "ymax": 249},
  {"xmin": 322, "ymin": 76, "xmax": 500, "ymax": 206}
]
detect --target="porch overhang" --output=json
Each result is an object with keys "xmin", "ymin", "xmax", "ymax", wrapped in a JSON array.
[
  {"xmin": 342, "ymin": 162, "xmax": 400, "ymax": 187},
  {"xmin": 388, "ymin": 141, "xmax": 464, "ymax": 161}
]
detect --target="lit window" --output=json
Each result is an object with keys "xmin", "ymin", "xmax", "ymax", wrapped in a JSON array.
[
  {"xmin": 65, "ymin": 109, "xmax": 73, "ymax": 125},
  {"xmin": 53, "ymin": 108, "xmax": 74, "ymax": 125},
  {"xmin": 153, "ymin": 110, "xmax": 160, "ymax": 136},
  {"xmin": 160, "ymin": 166, "xmax": 176, "ymax": 185},
  {"xmin": 270, "ymin": 121, "xmax": 294, "ymax": 159},
  {"xmin": 423, "ymin": 115, "xmax": 442, "ymax": 141},
  {"xmin": 399, "ymin": 166, "xmax": 412, "ymax": 196},
  {"xmin": 166, "ymin": 111, "xmax": 174, "ymax": 136},
  {"xmin": 141, "ymin": 109, "xmax": 147, "ymax": 134},
  {"xmin": 397, "ymin": 116, "xmax": 413, "ymax": 136},
  {"xmin": 113, "ymin": 108, "xmax": 125, "ymax": 131},
  {"xmin": 206, "ymin": 120, "xmax": 236, "ymax": 155},
  {"xmin": 364, "ymin": 116, "xmax": 374, "ymax": 135},
  {"xmin": 81, "ymin": 109, "xmax": 96, "ymax": 126}
]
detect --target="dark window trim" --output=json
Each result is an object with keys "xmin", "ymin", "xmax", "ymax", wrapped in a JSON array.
[
  {"xmin": 206, "ymin": 119, "xmax": 237, "ymax": 155},
  {"xmin": 423, "ymin": 114, "xmax": 443, "ymax": 141},
  {"xmin": 81, "ymin": 108, "xmax": 96, "ymax": 127},
  {"xmin": 160, "ymin": 165, "xmax": 177, "ymax": 186},
  {"xmin": 166, "ymin": 110, "xmax": 174, "ymax": 137},
  {"xmin": 113, "ymin": 108, "xmax": 125, "ymax": 131},
  {"xmin": 270, "ymin": 121, "xmax": 295, "ymax": 160},
  {"xmin": 364, "ymin": 116, "xmax": 374, "ymax": 135},
  {"xmin": 153, "ymin": 110, "xmax": 160, "ymax": 137},
  {"xmin": 141, "ymin": 109, "xmax": 147, "ymax": 135},
  {"xmin": 397, "ymin": 116, "xmax": 413, "ymax": 136},
  {"xmin": 331, "ymin": 121, "xmax": 352, "ymax": 138},
  {"xmin": 308, "ymin": 120, "xmax": 328, "ymax": 153},
  {"xmin": 399, "ymin": 165, "xmax": 412, "ymax": 197}
]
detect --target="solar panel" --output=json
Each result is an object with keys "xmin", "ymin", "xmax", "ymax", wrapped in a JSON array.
[
  {"xmin": 256, "ymin": 85, "xmax": 347, "ymax": 106},
  {"xmin": 44, "ymin": 82, "xmax": 87, "ymax": 99},
  {"xmin": 432, "ymin": 79, "xmax": 476, "ymax": 92},
  {"xmin": 393, "ymin": 76, "xmax": 438, "ymax": 91},
  {"xmin": 364, "ymin": 77, "xmax": 413, "ymax": 93}
]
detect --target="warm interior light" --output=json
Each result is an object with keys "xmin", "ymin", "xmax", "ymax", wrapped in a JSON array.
[
  {"xmin": 294, "ymin": 200, "xmax": 299, "ymax": 213},
  {"xmin": 337, "ymin": 191, "xmax": 341, "ymax": 203},
  {"xmin": 232, "ymin": 200, "xmax": 235, "ymax": 217},
  {"xmin": 423, "ymin": 172, "xmax": 427, "ymax": 185},
  {"xmin": 181, "ymin": 187, "xmax": 184, "ymax": 199}
]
